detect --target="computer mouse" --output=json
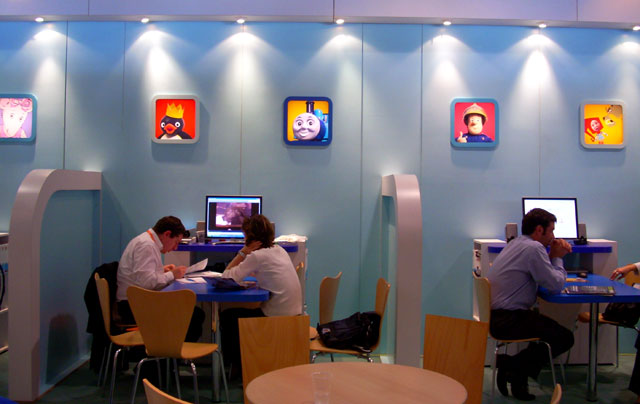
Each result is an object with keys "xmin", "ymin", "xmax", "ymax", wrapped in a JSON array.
[{"xmin": 578, "ymin": 271, "xmax": 588, "ymax": 278}]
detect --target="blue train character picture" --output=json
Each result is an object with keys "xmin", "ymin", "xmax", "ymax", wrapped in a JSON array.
[{"xmin": 284, "ymin": 96, "xmax": 332, "ymax": 146}]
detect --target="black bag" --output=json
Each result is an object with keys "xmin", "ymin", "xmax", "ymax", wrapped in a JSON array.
[
  {"xmin": 316, "ymin": 311, "xmax": 381, "ymax": 352},
  {"xmin": 602, "ymin": 302, "xmax": 640, "ymax": 327}
]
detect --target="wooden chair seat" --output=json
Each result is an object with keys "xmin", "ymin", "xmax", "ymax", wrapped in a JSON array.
[
  {"xmin": 309, "ymin": 327, "xmax": 318, "ymax": 340},
  {"xmin": 577, "ymin": 311, "xmax": 622, "ymax": 327},
  {"xmin": 309, "ymin": 338, "xmax": 365, "ymax": 356},
  {"xmin": 110, "ymin": 330, "xmax": 144, "ymax": 347},
  {"xmin": 180, "ymin": 342, "xmax": 219, "ymax": 360},
  {"xmin": 143, "ymin": 378, "xmax": 192, "ymax": 404}
]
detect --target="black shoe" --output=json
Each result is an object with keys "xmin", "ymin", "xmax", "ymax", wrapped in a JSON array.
[
  {"xmin": 496, "ymin": 367, "xmax": 510, "ymax": 397},
  {"xmin": 511, "ymin": 380, "xmax": 535, "ymax": 401}
]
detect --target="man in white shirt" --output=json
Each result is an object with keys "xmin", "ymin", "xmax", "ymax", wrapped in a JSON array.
[{"xmin": 116, "ymin": 216, "xmax": 203, "ymax": 341}]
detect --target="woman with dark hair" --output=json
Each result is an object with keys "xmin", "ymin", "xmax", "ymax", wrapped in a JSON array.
[{"xmin": 219, "ymin": 214, "xmax": 302, "ymax": 377}]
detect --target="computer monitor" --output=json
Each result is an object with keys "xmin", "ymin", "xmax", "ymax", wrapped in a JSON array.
[
  {"xmin": 205, "ymin": 195, "xmax": 262, "ymax": 240},
  {"xmin": 522, "ymin": 197, "xmax": 579, "ymax": 239}
]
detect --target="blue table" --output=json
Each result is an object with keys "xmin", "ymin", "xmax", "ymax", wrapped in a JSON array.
[
  {"xmin": 176, "ymin": 241, "xmax": 298, "ymax": 254},
  {"xmin": 539, "ymin": 274, "xmax": 640, "ymax": 401},
  {"xmin": 163, "ymin": 277, "xmax": 269, "ymax": 401}
]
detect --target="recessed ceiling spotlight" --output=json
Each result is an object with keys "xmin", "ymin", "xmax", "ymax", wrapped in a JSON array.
[
  {"xmin": 538, "ymin": 23, "xmax": 547, "ymax": 29},
  {"xmin": 335, "ymin": 18, "xmax": 345, "ymax": 25},
  {"xmin": 236, "ymin": 18, "xmax": 246, "ymax": 24},
  {"xmin": 140, "ymin": 17, "xmax": 150, "ymax": 24},
  {"xmin": 35, "ymin": 17, "xmax": 44, "ymax": 23},
  {"xmin": 443, "ymin": 20, "xmax": 452, "ymax": 26},
  {"xmin": 633, "ymin": 25, "xmax": 640, "ymax": 31}
]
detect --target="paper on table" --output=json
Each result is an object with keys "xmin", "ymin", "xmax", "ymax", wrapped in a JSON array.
[
  {"xmin": 176, "ymin": 277, "xmax": 207, "ymax": 283},
  {"xmin": 186, "ymin": 258, "xmax": 208, "ymax": 274},
  {"xmin": 186, "ymin": 270, "xmax": 222, "ymax": 278}
]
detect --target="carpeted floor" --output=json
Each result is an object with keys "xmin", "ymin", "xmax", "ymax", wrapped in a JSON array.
[{"xmin": 0, "ymin": 352, "xmax": 637, "ymax": 403}]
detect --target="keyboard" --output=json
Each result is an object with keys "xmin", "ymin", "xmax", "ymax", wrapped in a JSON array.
[{"xmin": 565, "ymin": 285, "xmax": 615, "ymax": 295}]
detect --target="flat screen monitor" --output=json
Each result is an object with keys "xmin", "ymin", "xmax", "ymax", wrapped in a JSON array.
[
  {"xmin": 522, "ymin": 197, "xmax": 579, "ymax": 239},
  {"xmin": 205, "ymin": 195, "xmax": 262, "ymax": 240}
]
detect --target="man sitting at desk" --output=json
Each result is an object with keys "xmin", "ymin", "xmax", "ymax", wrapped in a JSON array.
[
  {"xmin": 116, "ymin": 215, "xmax": 204, "ymax": 342},
  {"xmin": 487, "ymin": 208, "xmax": 574, "ymax": 400},
  {"xmin": 219, "ymin": 214, "xmax": 302, "ymax": 379}
]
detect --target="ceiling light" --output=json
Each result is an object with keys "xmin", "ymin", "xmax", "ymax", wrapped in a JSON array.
[
  {"xmin": 538, "ymin": 23, "xmax": 547, "ymax": 29},
  {"xmin": 335, "ymin": 19, "xmax": 345, "ymax": 25},
  {"xmin": 236, "ymin": 18, "xmax": 245, "ymax": 24},
  {"xmin": 443, "ymin": 20, "xmax": 452, "ymax": 26},
  {"xmin": 140, "ymin": 17, "xmax": 150, "ymax": 24},
  {"xmin": 633, "ymin": 25, "xmax": 640, "ymax": 31},
  {"xmin": 35, "ymin": 17, "xmax": 44, "ymax": 23}
]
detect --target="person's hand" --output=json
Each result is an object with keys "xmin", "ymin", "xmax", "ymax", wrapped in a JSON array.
[
  {"xmin": 171, "ymin": 265, "xmax": 187, "ymax": 279},
  {"xmin": 457, "ymin": 132, "xmax": 467, "ymax": 143},
  {"xmin": 163, "ymin": 264, "xmax": 175, "ymax": 273},
  {"xmin": 611, "ymin": 264, "xmax": 636, "ymax": 280},
  {"xmin": 240, "ymin": 240, "xmax": 262, "ymax": 256},
  {"xmin": 549, "ymin": 239, "xmax": 572, "ymax": 259}
]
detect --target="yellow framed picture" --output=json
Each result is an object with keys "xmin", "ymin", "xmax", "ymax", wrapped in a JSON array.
[{"xmin": 580, "ymin": 102, "xmax": 624, "ymax": 149}]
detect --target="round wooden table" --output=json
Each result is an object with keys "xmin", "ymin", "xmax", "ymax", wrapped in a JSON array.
[{"xmin": 245, "ymin": 362, "xmax": 467, "ymax": 404}]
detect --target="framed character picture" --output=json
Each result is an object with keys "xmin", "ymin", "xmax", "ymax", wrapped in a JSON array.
[
  {"xmin": 580, "ymin": 102, "xmax": 624, "ymax": 149},
  {"xmin": 283, "ymin": 96, "xmax": 332, "ymax": 146},
  {"xmin": 451, "ymin": 98, "xmax": 498, "ymax": 148},
  {"xmin": 152, "ymin": 96, "xmax": 199, "ymax": 144},
  {"xmin": 0, "ymin": 94, "xmax": 36, "ymax": 143}
]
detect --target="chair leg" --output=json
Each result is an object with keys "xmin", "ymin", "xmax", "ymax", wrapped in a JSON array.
[
  {"xmin": 490, "ymin": 342, "xmax": 502, "ymax": 404},
  {"xmin": 330, "ymin": 353, "xmax": 334, "ymax": 362},
  {"xmin": 214, "ymin": 350, "xmax": 230, "ymax": 404},
  {"xmin": 98, "ymin": 343, "xmax": 110, "ymax": 387},
  {"xmin": 540, "ymin": 341, "xmax": 557, "ymax": 388},
  {"xmin": 130, "ymin": 357, "xmax": 151, "ymax": 404},
  {"xmin": 173, "ymin": 358, "xmax": 182, "ymax": 399},
  {"xmin": 109, "ymin": 347, "xmax": 123, "ymax": 404},
  {"xmin": 189, "ymin": 360, "xmax": 199, "ymax": 404}
]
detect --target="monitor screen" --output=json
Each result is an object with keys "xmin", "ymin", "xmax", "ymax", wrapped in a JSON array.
[
  {"xmin": 522, "ymin": 197, "xmax": 579, "ymax": 239},
  {"xmin": 205, "ymin": 195, "xmax": 262, "ymax": 239}
]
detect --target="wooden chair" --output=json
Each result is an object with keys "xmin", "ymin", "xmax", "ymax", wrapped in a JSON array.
[
  {"xmin": 550, "ymin": 383, "xmax": 562, "ymax": 404},
  {"xmin": 144, "ymin": 378, "xmax": 192, "ymax": 404},
  {"xmin": 95, "ymin": 273, "xmax": 144, "ymax": 404},
  {"xmin": 310, "ymin": 277, "xmax": 390, "ymax": 363},
  {"xmin": 239, "ymin": 315, "xmax": 310, "ymax": 404},
  {"xmin": 423, "ymin": 314, "xmax": 488, "ymax": 404},
  {"xmin": 309, "ymin": 271, "xmax": 343, "ymax": 341},
  {"xmin": 473, "ymin": 272, "xmax": 557, "ymax": 401},
  {"xmin": 126, "ymin": 286, "xmax": 229, "ymax": 404}
]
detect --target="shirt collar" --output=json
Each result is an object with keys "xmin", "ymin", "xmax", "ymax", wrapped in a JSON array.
[{"xmin": 147, "ymin": 229, "xmax": 163, "ymax": 251}]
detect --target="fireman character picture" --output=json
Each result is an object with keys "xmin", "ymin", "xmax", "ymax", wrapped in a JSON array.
[
  {"xmin": 153, "ymin": 96, "xmax": 199, "ymax": 144},
  {"xmin": 284, "ymin": 96, "xmax": 332, "ymax": 146},
  {"xmin": 451, "ymin": 98, "xmax": 498, "ymax": 148},
  {"xmin": 0, "ymin": 94, "xmax": 36, "ymax": 143},
  {"xmin": 581, "ymin": 102, "xmax": 624, "ymax": 149}
]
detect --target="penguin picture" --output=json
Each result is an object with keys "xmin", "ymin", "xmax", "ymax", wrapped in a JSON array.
[{"xmin": 153, "ymin": 97, "xmax": 199, "ymax": 144}]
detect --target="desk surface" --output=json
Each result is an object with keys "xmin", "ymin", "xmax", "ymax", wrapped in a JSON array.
[
  {"xmin": 177, "ymin": 242, "xmax": 298, "ymax": 253},
  {"xmin": 245, "ymin": 362, "xmax": 467, "ymax": 404},
  {"xmin": 539, "ymin": 273, "xmax": 640, "ymax": 304},
  {"xmin": 162, "ymin": 277, "xmax": 270, "ymax": 303}
]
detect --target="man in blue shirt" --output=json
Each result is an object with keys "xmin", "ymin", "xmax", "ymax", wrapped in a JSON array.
[{"xmin": 487, "ymin": 208, "xmax": 574, "ymax": 400}]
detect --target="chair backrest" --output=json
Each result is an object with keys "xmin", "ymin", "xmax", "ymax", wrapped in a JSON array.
[
  {"xmin": 94, "ymin": 273, "xmax": 113, "ymax": 338},
  {"xmin": 370, "ymin": 277, "xmax": 391, "ymax": 352},
  {"xmin": 472, "ymin": 272, "xmax": 492, "ymax": 324},
  {"xmin": 318, "ymin": 272, "xmax": 342, "ymax": 325},
  {"xmin": 423, "ymin": 314, "xmax": 489, "ymax": 404},
  {"xmin": 143, "ymin": 378, "xmax": 192, "ymax": 404},
  {"xmin": 126, "ymin": 286, "xmax": 195, "ymax": 357},
  {"xmin": 239, "ymin": 315, "xmax": 310, "ymax": 404},
  {"xmin": 550, "ymin": 383, "xmax": 562, "ymax": 404},
  {"xmin": 625, "ymin": 271, "xmax": 640, "ymax": 287}
]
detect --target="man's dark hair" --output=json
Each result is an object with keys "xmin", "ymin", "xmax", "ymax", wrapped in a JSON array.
[
  {"xmin": 242, "ymin": 214, "xmax": 275, "ymax": 248},
  {"xmin": 521, "ymin": 208, "xmax": 557, "ymax": 236},
  {"xmin": 152, "ymin": 216, "xmax": 186, "ymax": 238}
]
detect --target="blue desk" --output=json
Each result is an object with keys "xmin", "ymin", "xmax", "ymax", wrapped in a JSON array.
[
  {"xmin": 539, "ymin": 274, "xmax": 640, "ymax": 401},
  {"xmin": 176, "ymin": 242, "xmax": 298, "ymax": 254}
]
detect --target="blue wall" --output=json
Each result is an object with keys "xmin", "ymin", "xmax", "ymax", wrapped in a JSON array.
[{"xmin": 1, "ymin": 21, "xmax": 640, "ymax": 354}]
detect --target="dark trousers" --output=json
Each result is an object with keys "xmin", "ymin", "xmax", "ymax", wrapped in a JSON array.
[
  {"xmin": 490, "ymin": 309, "xmax": 574, "ymax": 379},
  {"xmin": 117, "ymin": 300, "xmax": 205, "ymax": 342},
  {"xmin": 219, "ymin": 307, "xmax": 265, "ymax": 371}
]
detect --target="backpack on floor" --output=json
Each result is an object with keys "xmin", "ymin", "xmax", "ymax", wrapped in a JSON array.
[{"xmin": 316, "ymin": 311, "xmax": 381, "ymax": 353}]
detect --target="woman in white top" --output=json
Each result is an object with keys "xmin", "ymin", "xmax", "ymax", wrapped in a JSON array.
[{"xmin": 220, "ymin": 214, "xmax": 302, "ymax": 377}]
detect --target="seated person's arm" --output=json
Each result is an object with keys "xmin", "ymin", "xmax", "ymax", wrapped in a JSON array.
[
  {"xmin": 532, "ymin": 242, "xmax": 568, "ymax": 293},
  {"xmin": 611, "ymin": 263, "xmax": 640, "ymax": 280},
  {"xmin": 132, "ymin": 245, "xmax": 179, "ymax": 289},
  {"xmin": 223, "ymin": 241, "xmax": 261, "ymax": 282}
]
